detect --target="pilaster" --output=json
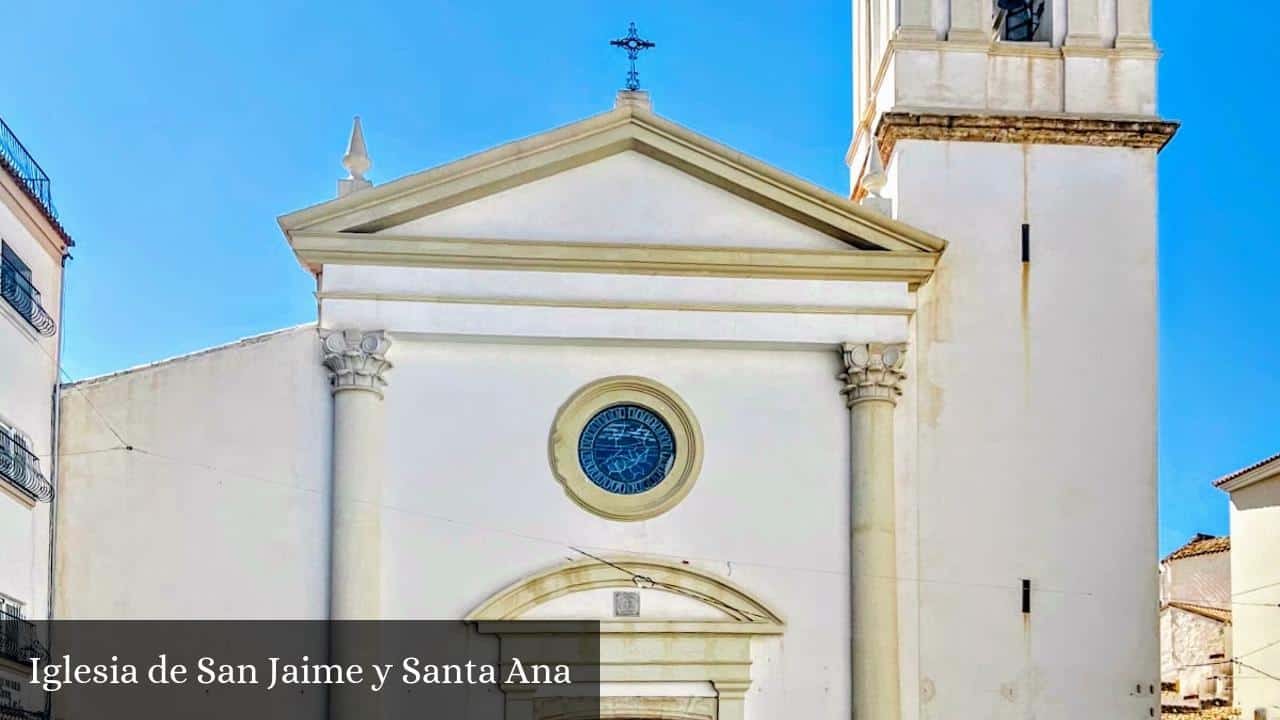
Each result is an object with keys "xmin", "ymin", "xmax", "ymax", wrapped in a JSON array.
[
  {"xmin": 947, "ymin": 0, "xmax": 990, "ymax": 44},
  {"xmin": 1065, "ymin": 0, "xmax": 1104, "ymax": 47},
  {"xmin": 897, "ymin": 0, "xmax": 936, "ymax": 41},
  {"xmin": 1114, "ymin": 0, "xmax": 1155, "ymax": 49}
]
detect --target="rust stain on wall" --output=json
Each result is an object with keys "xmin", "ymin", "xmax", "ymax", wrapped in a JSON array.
[
  {"xmin": 917, "ymin": 267, "xmax": 950, "ymax": 428},
  {"xmin": 1021, "ymin": 262, "xmax": 1031, "ymax": 401}
]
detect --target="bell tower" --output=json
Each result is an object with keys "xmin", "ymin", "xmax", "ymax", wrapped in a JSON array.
[{"xmin": 848, "ymin": 1, "xmax": 1177, "ymax": 719}]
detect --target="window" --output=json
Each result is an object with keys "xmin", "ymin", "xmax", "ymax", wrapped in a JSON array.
[
  {"xmin": 0, "ymin": 241, "xmax": 56, "ymax": 336},
  {"xmin": 996, "ymin": 0, "xmax": 1049, "ymax": 42},
  {"xmin": 0, "ymin": 244, "xmax": 30, "ymax": 283}
]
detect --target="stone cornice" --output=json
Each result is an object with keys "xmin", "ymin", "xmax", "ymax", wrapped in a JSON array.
[
  {"xmin": 291, "ymin": 232, "xmax": 940, "ymax": 283},
  {"xmin": 320, "ymin": 329, "xmax": 392, "ymax": 395},
  {"xmin": 876, "ymin": 112, "xmax": 1179, "ymax": 154},
  {"xmin": 839, "ymin": 342, "xmax": 907, "ymax": 406}
]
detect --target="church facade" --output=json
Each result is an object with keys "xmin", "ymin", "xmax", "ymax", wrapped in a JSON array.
[{"xmin": 52, "ymin": 1, "xmax": 1176, "ymax": 718}]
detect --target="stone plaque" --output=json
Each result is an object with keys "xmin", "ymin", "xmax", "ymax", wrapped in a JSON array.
[{"xmin": 613, "ymin": 590, "xmax": 640, "ymax": 617}]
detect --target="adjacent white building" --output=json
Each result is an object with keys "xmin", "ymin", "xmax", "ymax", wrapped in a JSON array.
[
  {"xmin": 1215, "ymin": 455, "xmax": 1280, "ymax": 719},
  {"xmin": 1159, "ymin": 534, "xmax": 1232, "ymax": 708},
  {"xmin": 52, "ymin": 1, "xmax": 1177, "ymax": 718},
  {"xmin": 0, "ymin": 116, "xmax": 71, "ymax": 714}
]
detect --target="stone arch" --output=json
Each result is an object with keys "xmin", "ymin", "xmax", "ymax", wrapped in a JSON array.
[
  {"xmin": 466, "ymin": 555, "xmax": 783, "ymax": 624},
  {"xmin": 467, "ymin": 556, "xmax": 784, "ymax": 720}
]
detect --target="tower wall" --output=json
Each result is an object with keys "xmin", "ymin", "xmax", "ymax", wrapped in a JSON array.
[{"xmin": 852, "ymin": 1, "xmax": 1171, "ymax": 717}]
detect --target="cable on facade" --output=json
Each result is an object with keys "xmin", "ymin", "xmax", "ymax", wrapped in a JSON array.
[
  {"xmin": 115, "ymin": 440, "xmax": 1105, "ymax": 597},
  {"xmin": 569, "ymin": 547, "xmax": 771, "ymax": 622},
  {"xmin": 1233, "ymin": 579, "xmax": 1280, "ymax": 598}
]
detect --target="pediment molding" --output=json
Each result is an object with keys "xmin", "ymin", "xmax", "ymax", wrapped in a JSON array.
[
  {"xmin": 467, "ymin": 556, "xmax": 782, "ymax": 627},
  {"xmin": 279, "ymin": 105, "xmax": 945, "ymax": 256}
]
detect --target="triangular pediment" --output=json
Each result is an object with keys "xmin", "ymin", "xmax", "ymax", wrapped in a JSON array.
[{"xmin": 279, "ymin": 103, "xmax": 945, "ymax": 256}]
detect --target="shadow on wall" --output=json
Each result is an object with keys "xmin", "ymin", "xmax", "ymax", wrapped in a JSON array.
[{"xmin": 1231, "ymin": 479, "xmax": 1280, "ymax": 512}]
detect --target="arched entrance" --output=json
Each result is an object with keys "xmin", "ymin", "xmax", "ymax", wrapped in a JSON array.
[{"xmin": 468, "ymin": 556, "xmax": 784, "ymax": 720}]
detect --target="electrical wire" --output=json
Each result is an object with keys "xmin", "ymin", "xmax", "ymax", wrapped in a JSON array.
[
  {"xmin": 569, "ymin": 546, "xmax": 772, "ymax": 622},
  {"xmin": 103, "ymin": 441, "xmax": 1098, "ymax": 596},
  {"xmin": 18, "ymin": 301, "xmax": 134, "ymax": 454},
  {"xmin": 1234, "ymin": 579, "xmax": 1280, "ymax": 598}
]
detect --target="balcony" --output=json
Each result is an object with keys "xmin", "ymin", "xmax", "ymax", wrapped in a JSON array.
[
  {"xmin": 0, "ymin": 607, "xmax": 44, "ymax": 666},
  {"xmin": 0, "ymin": 257, "xmax": 56, "ymax": 337},
  {"xmin": 0, "ymin": 118, "xmax": 57, "ymax": 222},
  {"xmin": 0, "ymin": 708, "xmax": 46, "ymax": 720},
  {"xmin": 0, "ymin": 432, "xmax": 52, "ymax": 502}
]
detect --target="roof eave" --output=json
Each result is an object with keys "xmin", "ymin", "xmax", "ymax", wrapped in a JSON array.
[
  {"xmin": 1214, "ymin": 454, "xmax": 1280, "ymax": 493},
  {"xmin": 0, "ymin": 157, "xmax": 72, "ymax": 253}
]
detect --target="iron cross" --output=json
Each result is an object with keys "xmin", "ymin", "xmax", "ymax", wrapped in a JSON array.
[{"xmin": 610, "ymin": 22, "xmax": 655, "ymax": 92}]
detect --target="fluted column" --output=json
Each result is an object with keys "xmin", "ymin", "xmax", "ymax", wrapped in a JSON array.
[
  {"xmin": 321, "ymin": 329, "xmax": 393, "ymax": 619},
  {"xmin": 839, "ymin": 342, "xmax": 906, "ymax": 720}
]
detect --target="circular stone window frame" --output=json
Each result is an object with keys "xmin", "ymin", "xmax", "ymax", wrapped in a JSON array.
[{"xmin": 549, "ymin": 376, "xmax": 703, "ymax": 521}]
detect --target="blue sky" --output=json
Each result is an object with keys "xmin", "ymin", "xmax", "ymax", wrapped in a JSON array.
[{"xmin": 3, "ymin": 2, "xmax": 1274, "ymax": 555}]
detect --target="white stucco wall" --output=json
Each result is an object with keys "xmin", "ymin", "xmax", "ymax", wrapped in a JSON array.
[
  {"xmin": 1160, "ymin": 607, "xmax": 1230, "ymax": 703},
  {"xmin": 388, "ymin": 151, "xmax": 852, "ymax": 251},
  {"xmin": 53, "ymin": 328, "xmax": 865, "ymax": 716},
  {"xmin": 894, "ymin": 138, "xmax": 1160, "ymax": 719},
  {"xmin": 54, "ymin": 326, "xmax": 332, "ymax": 619},
  {"xmin": 0, "ymin": 175, "xmax": 64, "ymax": 620},
  {"xmin": 1160, "ymin": 551, "xmax": 1231, "ymax": 608},
  {"xmin": 1228, "ymin": 476, "xmax": 1280, "ymax": 715},
  {"xmin": 379, "ymin": 337, "xmax": 853, "ymax": 716}
]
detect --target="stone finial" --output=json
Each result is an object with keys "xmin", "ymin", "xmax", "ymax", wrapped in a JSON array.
[
  {"xmin": 615, "ymin": 89, "xmax": 652, "ymax": 111},
  {"xmin": 839, "ymin": 342, "xmax": 907, "ymax": 406},
  {"xmin": 321, "ymin": 329, "xmax": 392, "ymax": 395},
  {"xmin": 859, "ymin": 145, "xmax": 892, "ymax": 216},
  {"xmin": 338, "ymin": 116, "xmax": 373, "ymax": 197}
]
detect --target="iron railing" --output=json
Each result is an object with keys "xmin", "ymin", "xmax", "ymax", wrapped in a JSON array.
[
  {"xmin": 0, "ymin": 707, "xmax": 46, "ymax": 720},
  {"xmin": 0, "ymin": 118, "xmax": 57, "ymax": 221},
  {"xmin": 0, "ymin": 431, "xmax": 51, "ymax": 502},
  {"xmin": 0, "ymin": 257, "xmax": 56, "ymax": 337},
  {"xmin": 0, "ymin": 607, "xmax": 45, "ymax": 665}
]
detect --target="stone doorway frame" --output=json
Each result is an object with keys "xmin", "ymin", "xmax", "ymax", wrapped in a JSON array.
[{"xmin": 468, "ymin": 557, "xmax": 785, "ymax": 720}]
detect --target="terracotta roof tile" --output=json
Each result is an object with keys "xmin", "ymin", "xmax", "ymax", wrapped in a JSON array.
[
  {"xmin": 1163, "ymin": 534, "xmax": 1230, "ymax": 562},
  {"xmin": 1213, "ymin": 451, "xmax": 1280, "ymax": 488}
]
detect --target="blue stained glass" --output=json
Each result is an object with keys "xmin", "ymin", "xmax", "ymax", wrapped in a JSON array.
[{"xmin": 578, "ymin": 404, "xmax": 676, "ymax": 495}]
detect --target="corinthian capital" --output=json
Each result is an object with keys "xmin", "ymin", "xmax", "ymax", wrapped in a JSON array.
[
  {"xmin": 321, "ymin": 329, "xmax": 392, "ymax": 395},
  {"xmin": 839, "ymin": 342, "xmax": 907, "ymax": 407}
]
